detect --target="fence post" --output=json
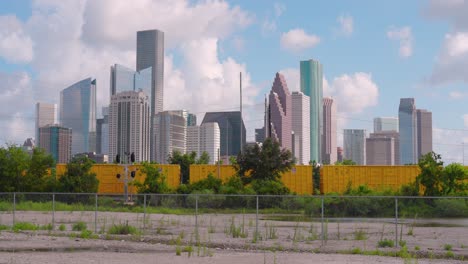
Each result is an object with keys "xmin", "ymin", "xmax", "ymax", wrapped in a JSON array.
[
  {"xmin": 255, "ymin": 195, "xmax": 259, "ymax": 241},
  {"xmin": 143, "ymin": 194, "xmax": 147, "ymax": 230},
  {"xmin": 52, "ymin": 193, "xmax": 55, "ymax": 230},
  {"xmin": 321, "ymin": 196, "xmax": 324, "ymax": 246},
  {"xmin": 195, "ymin": 194, "xmax": 199, "ymax": 236},
  {"xmin": 394, "ymin": 197, "xmax": 398, "ymax": 248},
  {"xmin": 12, "ymin": 192, "xmax": 16, "ymax": 226},
  {"xmin": 95, "ymin": 193, "xmax": 98, "ymax": 234}
]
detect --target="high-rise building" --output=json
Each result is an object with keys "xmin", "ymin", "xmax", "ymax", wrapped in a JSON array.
[
  {"xmin": 38, "ymin": 124, "xmax": 72, "ymax": 163},
  {"xmin": 300, "ymin": 59, "xmax": 323, "ymax": 163},
  {"xmin": 343, "ymin": 129, "xmax": 366, "ymax": 165},
  {"xmin": 22, "ymin": 138, "xmax": 35, "ymax": 156},
  {"xmin": 202, "ymin": 111, "xmax": 246, "ymax": 157},
  {"xmin": 186, "ymin": 122, "xmax": 221, "ymax": 164},
  {"xmin": 35, "ymin": 102, "xmax": 57, "ymax": 146},
  {"xmin": 154, "ymin": 111, "xmax": 186, "ymax": 164},
  {"xmin": 110, "ymin": 64, "xmax": 152, "ymax": 98},
  {"xmin": 337, "ymin": 147, "xmax": 343, "ymax": 163},
  {"xmin": 322, "ymin": 97, "xmax": 337, "ymax": 165},
  {"xmin": 291, "ymin": 91, "xmax": 310, "ymax": 165},
  {"xmin": 136, "ymin": 29, "xmax": 164, "ymax": 115},
  {"xmin": 267, "ymin": 73, "xmax": 292, "ymax": 151},
  {"xmin": 255, "ymin": 128, "xmax": 265, "ymax": 144},
  {"xmin": 399, "ymin": 98, "xmax": 417, "ymax": 164},
  {"xmin": 166, "ymin": 110, "xmax": 197, "ymax": 126},
  {"xmin": 60, "ymin": 78, "xmax": 96, "ymax": 155},
  {"xmin": 374, "ymin": 117, "xmax": 399, "ymax": 132},
  {"xmin": 366, "ymin": 131, "xmax": 398, "ymax": 165},
  {"xmin": 416, "ymin": 109, "xmax": 432, "ymax": 159},
  {"xmin": 109, "ymin": 91, "xmax": 151, "ymax": 163},
  {"xmin": 96, "ymin": 106, "xmax": 109, "ymax": 155}
]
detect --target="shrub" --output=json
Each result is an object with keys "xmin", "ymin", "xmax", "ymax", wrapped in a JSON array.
[
  {"xmin": 59, "ymin": 224, "xmax": 66, "ymax": 231},
  {"xmin": 444, "ymin": 244, "xmax": 453, "ymax": 251},
  {"xmin": 378, "ymin": 239, "xmax": 394, "ymax": 248},
  {"xmin": 13, "ymin": 222, "xmax": 38, "ymax": 232},
  {"xmin": 108, "ymin": 222, "xmax": 138, "ymax": 235},
  {"xmin": 434, "ymin": 199, "xmax": 468, "ymax": 217},
  {"xmin": 72, "ymin": 221, "xmax": 87, "ymax": 231}
]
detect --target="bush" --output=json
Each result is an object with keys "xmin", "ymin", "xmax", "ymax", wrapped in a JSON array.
[
  {"xmin": 434, "ymin": 199, "xmax": 468, "ymax": 217},
  {"xmin": 186, "ymin": 189, "xmax": 225, "ymax": 209},
  {"xmin": 72, "ymin": 221, "xmax": 87, "ymax": 231},
  {"xmin": 251, "ymin": 179, "xmax": 290, "ymax": 195},
  {"xmin": 108, "ymin": 222, "xmax": 138, "ymax": 235},
  {"xmin": 13, "ymin": 222, "xmax": 37, "ymax": 232},
  {"xmin": 378, "ymin": 239, "xmax": 394, "ymax": 248}
]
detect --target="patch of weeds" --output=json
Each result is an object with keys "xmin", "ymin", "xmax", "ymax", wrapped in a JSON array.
[
  {"xmin": 264, "ymin": 222, "xmax": 277, "ymax": 240},
  {"xmin": 444, "ymin": 244, "xmax": 453, "ymax": 251},
  {"xmin": 414, "ymin": 245, "xmax": 420, "ymax": 250},
  {"xmin": 40, "ymin": 223, "xmax": 53, "ymax": 231},
  {"xmin": 399, "ymin": 240, "xmax": 407, "ymax": 247},
  {"xmin": 292, "ymin": 223, "xmax": 305, "ymax": 243},
  {"xmin": 72, "ymin": 221, "xmax": 87, "ymax": 231},
  {"xmin": 307, "ymin": 223, "xmax": 318, "ymax": 241},
  {"xmin": 59, "ymin": 224, "xmax": 66, "ymax": 231},
  {"xmin": 179, "ymin": 230, "xmax": 185, "ymax": 239},
  {"xmin": 176, "ymin": 245, "xmax": 182, "ymax": 256},
  {"xmin": 445, "ymin": 250, "xmax": 455, "ymax": 258},
  {"xmin": 13, "ymin": 222, "xmax": 38, "ymax": 232},
  {"xmin": 0, "ymin": 225, "xmax": 9, "ymax": 231},
  {"xmin": 79, "ymin": 229, "xmax": 97, "ymax": 239},
  {"xmin": 227, "ymin": 216, "xmax": 247, "ymax": 238},
  {"xmin": 351, "ymin": 247, "xmax": 363, "ymax": 254},
  {"xmin": 461, "ymin": 244, "xmax": 466, "ymax": 249},
  {"xmin": 208, "ymin": 218, "xmax": 216, "ymax": 234},
  {"xmin": 377, "ymin": 239, "xmax": 394, "ymax": 248},
  {"xmin": 108, "ymin": 222, "xmax": 138, "ymax": 235},
  {"xmin": 183, "ymin": 245, "xmax": 193, "ymax": 257},
  {"xmin": 353, "ymin": 229, "xmax": 367, "ymax": 240}
]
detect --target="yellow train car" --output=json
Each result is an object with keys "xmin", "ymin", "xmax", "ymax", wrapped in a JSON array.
[
  {"xmin": 320, "ymin": 165, "xmax": 420, "ymax": 194},
  {"xmin": 56, "ymin": 164, "xmax": 180, "ymax": 194}
]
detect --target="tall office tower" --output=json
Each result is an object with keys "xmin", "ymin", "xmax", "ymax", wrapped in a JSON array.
[
  {"xmin": 186, "ymin": 123, "xmax": 221, "ymax": 164},
  {"xmin": 369, "ymin": 131, "xmax": 400, "ymax": 165},
  {"xmin": 343, "ymin": 129, "xmax": 366, "ymax": 165},
  {"xmin": 136, "ymin": 29, "xmax": 164, "ymax": 115},
  {"xmin": 300, "ymin": 59, "xmax": 323, "ymax": 163},
  {"xmin": 366, "ymin": 136, "xmax": 395, "ymax": 165},
  {"xmin": 374, "ymin": 117, "xmax": 399, "ymax": 132},
  {"xmin": 291, "ymin": 91, "xmax": 310, "ymax": 164},
  {"xmin": 416, "ymin": 109, "xmax": 432, "ymax": 159},
  {"xmin": 22, "ymin": 138, "xmax": 35, "ymax": 156},
  {"xmin": 322, "ymin": 97, "xmax": 337, "ymax": 165},
  {"xmin": 268, "ymin": 73, "xmax": 292, "ymax": 151},
  {"xmin": 96, "ymin": 107, "xmax": 109, "ymax": 155},
  {"xmin": 166, "ymin": 110, "xmax": 197, "ymax": 126},
  {"xmin": 38, "ymin": 124, "xmax": 72, "ymax": 163},
  {"xmin": 398, "ymin": 98, "xmax": 417, "ymax": 164},
  {"xmin": 110, "ymin": 64, "xmax": 152, "ymax": 98},
  {"xmin": 337, "ymin": 147, "xmax": 343, "ymax": 163},
  {"xmin": 154, "ymin": 111, "xmax": 186, "ymax": 164},
  {"xmin": 35, "ymin": 102, "xmax": 57, "ymax": 146},
  {"xmin": 109, "ymin": 91, "xmax": 151, "ymax": 163},
  {"xmin": 255, "ymin": 128, "xmax": 265, "ymax": 144},
  {"xmin": 60, "ymin": 78, "xmax": 96, "ymax": 155},
  {"xmin": 202, "ymin": 111, "xmax": 246, "ymax": 157}
]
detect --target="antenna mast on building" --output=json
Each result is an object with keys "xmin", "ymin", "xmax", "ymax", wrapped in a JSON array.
[{"xmin": 240, "ymin": 72, "xmax": 243, "ymax": 153}]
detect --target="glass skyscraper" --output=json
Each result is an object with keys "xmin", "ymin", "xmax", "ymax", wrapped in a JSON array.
[
  {"xmin": 398, "ymin": 98, "xmax": 417, "ymax": 164},
  {"xmin": 60, "ymin": 78, "xmax": 96, "ymax": 155},
  {"xmin": 300, "ymin": 59, "xmax": 323, "ymax": 163},
  {"xmin": 110, "ymin": 64, "xmax": 152, "ymax": 99}
]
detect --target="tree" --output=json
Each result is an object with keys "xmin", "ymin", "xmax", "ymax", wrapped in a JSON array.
[
  {"xmin": 235, "ymin": 138, "xmax": 294, "ymax": 185},
  {"xmin": 22, "ymin": 148, "xmax": 55, "ymax": 192},
  {"xmin": 168, "ymin": 151, "xmax": 196, "ymax": 184},
  {"xmin": 417, "ymin": 152, "xmax": 444, "ymax": 196},
  {"xmin": 441, "ymin": 163, "xmax": 467, "ymax": 195},
  {"xmin": 334, "ymin": 159, "xmax": 357, "ymax": 165},
  {"xmin": 196, "ymin": 151, "xmax": 210, "ymax": 164},
  {"xmin": 58, "ymin": 156, "xmax": 99, "ymax": 193},
  {"xmin": 0, "ymin": 145, "xmax": 30, "ymax": 192},
  {"xmin": 134, "ymin": 162, "xmax": 172, "ymax": 194}
]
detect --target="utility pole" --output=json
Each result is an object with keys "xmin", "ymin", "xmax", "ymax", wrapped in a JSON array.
[{"xmin": 240, "ymin": 72, "xmax": 243, "ymax": 153}]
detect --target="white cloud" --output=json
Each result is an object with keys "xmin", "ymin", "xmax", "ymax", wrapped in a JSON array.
[
  {"xmin": 274, "ymin": 3, "xmax": 286, "ymax": 17},
  {"xmin": 464, "ymin": 114, "xmax": 468, "ymax": 127},
  {"xmin": 449, "ymin": 90, "xmax": 468, "ymax": 99},
  {"xmin": 337, "ymin": 15, "xmax": 353, "ymax": 36},
  {"xmin": 0, "ymin": 15, "xmax": 34, "ymax": 63},
  {"xmin": 387, "ymin": 26, "xmax": 413, "ymax": 58},
  {"xmin": 279, "ymin": 68, "xmax": 300, "ymax": 92},
  {"xmin": 424, "ymin": 0, "xmax": 468, "ymax": 30},
  {"xmin": 280, "ymin": 29, "xmax": 320, "ymax": 52},
  {"xmin": 433, "ymin": 127, "xmax": 468, "ymax": 164}
]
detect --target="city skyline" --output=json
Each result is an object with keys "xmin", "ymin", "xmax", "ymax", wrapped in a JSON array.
[{"xmin": 0, "ymin": 1, "xmax": 467, "ymax": 164}]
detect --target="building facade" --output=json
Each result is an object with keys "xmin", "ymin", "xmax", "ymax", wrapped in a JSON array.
[
  {"xmin": 322, "ymin": 97, "xmax": 337, "ymax": 165},
  {"xmin": 374, "ymin": 117, "xmax": 399, "ymax": 132},
  {"xmin": 416, "ymin": 109, "xmax": 433, "ymax": 159},
  {"xmin": 38, "ymin": 124, "xmax": 72, "ymax": 163},
  {"xmin": 343, "ymin": 129, "xmax": 366, "ymax": 165},
  {"xmin": 186, "ymin": 123, "xmax": 221, "ymax": 164},
  {"xmin": 110, "ymin": 64, "xmax": 152, "ymax": 99},
  {"xmin": 96, "ymin": 106, "xmax": 109, "ymax": 155},
  {"xmin": 291, "ymin": 91, "xmax": 310, "ymax": 164},
  {"xmin": 268, "ymin": 73, "xmax": 292, "ymax": 151},
  {"xmin": 60, "ymin": 78, "xmax": 96, "ymax": 155},
  {"xmin": 109, "ymin": 91, "xmax": 151, "ymax": 163},
  {"xmin": 369, "ymin": 131, "xmax": 400, "ymax": 165},
  {"xmin": 35, "ymin": 102, "xmax": 57, "ymax": 147},
  {"xmin": 300, "ymin": 59, "xmax": 323, "ymax": 163},
  {"xmin": 366, "ymin": 136, "xmax": 395, "ymax": 165},
  {"xmin": 398, "ymin": 98, "xmax": 417, "ymax": 164},
  {"xmin": 201, "ymin": 111, "xmax": 246, "ymax": 157},
  {"xmin": 154, "ymin": 111, "xmax": 187, "ymax": 163}
]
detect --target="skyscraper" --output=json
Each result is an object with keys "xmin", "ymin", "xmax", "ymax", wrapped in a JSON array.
[
  {"xmin": 374, "ymin": 117, "xmax": 399, "ymax": 132},
  {"xmin": 39, "ymin": 124, "xmax": 72, "ymax": 163},
  {"xmin": 291, "ymin": 91, "xmax": 310, "ymax": 165},
  {"xmin": 186, "ymin": 122, "xmax": 221, "ymax": 164},
  {"xmin": 110, "ymin": 64, "xmax": 152, "ymax": 98},
  {"xmin": 109, "ymin": 91, "xmax": 151, "ymax": 163},
  {"xmin": 399, "ymin": 98, "xmax": 417, "ymax": 164},
  {"xmin": 368, "ymin": 131, "xmax": 400, "ymax": 165},
  {"xmin": 268, "ymin": 73, "xmax": 292, "ymax": 151},
  {"xmin": 96, "ymin": 106, "xmax": 109, "ymax": 155},
  {"xmin": 417, "ymin": 109, "xmax": 432, "ymax": 159},
  {"xmin": 35, "ymin": 102, "xmax": 57, "ymax": 146},
  {"xmin": 322, "ymin": 97, "xmax": 337, "ymax": 165},
  {"xmin": 202, "ymin": 111, "xmax": 246, "ymax": 157},
  {"xmin": 343, "ymin": 129, "xmax": 366, "ymax": 165},
  {"xmin": 366, "ymin": 133, "xmax": 397, "ymax": 165},
  {"xmin": 154, "ymin": 111, "xmax": 187, "ymax": 164},
  {"xmin": 60, "ymin": 78, "xmax": 96, "ymax": 155},
  {"xmin": 300, "ymin": 59, "xmax": 323, "ymax": 163},
  {"xmin": 136, "ymin": 29, "xmax": 164, "ymax": 115}
]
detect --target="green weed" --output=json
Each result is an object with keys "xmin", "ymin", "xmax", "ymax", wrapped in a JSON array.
[
  {"xmin": 377, "ymin": 239, "xmax": 394, "ymax": 248},
  {"xmin": 72, "ymin": 221, "xmax": 87, "ymax": 231}
]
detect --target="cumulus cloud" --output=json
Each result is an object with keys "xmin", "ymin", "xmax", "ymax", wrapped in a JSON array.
[
  {"xmin": 424, "ymin": 0, "xmax": 468, "ymax": 30},
  {"xmin": 449, "ymin": 90, "xmax": 468, "ymax": 99},
  {"xmin": 0, "ymin": 15, "xmax": 34, "ymax": 63},
  {"xmin": 279, "ymin": 68, "xmax": 300, "ymax": 91},
  {"xmin": 387, "ymin": 26, "xmax": 413, "ymax": 58},
  {"xmin": 433, "ymin": 127, "xmax": 468, "ymax": 164},
  {"xmin": 337, "ymin": 15, "xmax": 353, "ymax": 36},
  {"xmin": 280, "ymin": 29, "xmax": 320, "ymax": 52}
]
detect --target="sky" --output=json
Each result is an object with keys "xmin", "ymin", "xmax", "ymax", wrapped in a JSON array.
[{"xmin": 0, "ymin": 0, "xmax": 467, "ymax": 164}]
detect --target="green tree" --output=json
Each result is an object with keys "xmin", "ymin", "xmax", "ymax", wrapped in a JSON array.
[
  {"xmin": 167, "ymin": 151, "xmax": 196, "ymax": 184},
  {"xmin": 22, "ymin": 148, "xmax": 55, "ymax": 192},
  {"xmin": 235, "ymin": 138, "xmax": 294, "ymax": 185},
  {"xmin": 334, "ymin": 159, "xmax": 357, "ymax": 165},
  {"xmin": 417, "ymin": 152, "xmax": 444, "ymax": 196},
  {"xmin": 0, "ymin": 145, "xmax": 30, "ymax": 192},
  {"xmin": 197, "ymin": 151, "xmax": 210, "ymax": 164},
  {"xmin": 58, "ymin": 156, "xmax": 99, "ymax": 193},
  {"xmin": 134, "ymin": 162, "xmax": 172, "ymax": 194},
  {"xmin": 440, "ymin": 163, "xmax": 467, "ymax": 195}
]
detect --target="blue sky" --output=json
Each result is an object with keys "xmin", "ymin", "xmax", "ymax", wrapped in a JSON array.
[{"xmin": 0, "ymin": 0, "xmax": 467, "ymax": 163}]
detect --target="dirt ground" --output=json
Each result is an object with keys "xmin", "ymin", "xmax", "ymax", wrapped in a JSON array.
[{"xmin": 0, "ymin": 232, "xmax": 466, "ymax": 264}]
